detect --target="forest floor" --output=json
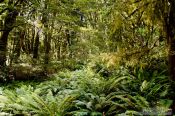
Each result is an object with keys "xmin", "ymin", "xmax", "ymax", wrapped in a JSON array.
[{"xmin": 0, "ymin": 62, "xmax": 174, "ymax": 116}]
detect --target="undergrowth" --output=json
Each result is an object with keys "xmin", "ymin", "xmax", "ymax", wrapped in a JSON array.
[{"xmin": 0, "ymin": 62, "xmax": 174, "ymax": 116}]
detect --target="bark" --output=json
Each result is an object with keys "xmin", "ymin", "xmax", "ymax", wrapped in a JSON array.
[
  {"xmin": 44, "ymin": 33, "xmax": 51, "ymax": 64},
  {"xmin": 0, "ymin": 7, "xmax": 18, "ymax": 66},
  {"xmin": 166, "ymin": 0, "xmax": 175, "ymax": 114},
  {"xmin": 13, "ymin": 30, "xmax": 25, "ymax": 62},
  {"xmin": 167, "ymin": 1, "xmax": 175, "ymax": 81},
  {"xmin": 42, "ymin": 0, "xmax": 53, "ymax": 66},
  {"xmin": 0, "ymin": 31, "xmax": 10, "ymax": 66},
  {"xmin": 57, "ymin": 39, "xmax": 62, "ymax": 60},
  {"xmin": 33, "ymin": 31, "xmax": 40, "ymax": 59},
  {"xmin": 30, "ymin": 28, "xmax": 35, "ymax": 54}
]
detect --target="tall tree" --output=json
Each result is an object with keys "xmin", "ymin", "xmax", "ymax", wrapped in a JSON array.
[
  {"xmin": 116, "ymin": 0, "xmax": 175, "ymax": 112},
  {"xmin": 33, "ymin": 30, "xmax": 40, "ymax": 59},
  {"xmin": 0, "ymin": 0, "xmax": 25, "ymax": 66},
  {"xmin": 163, "ymin": 0, "xmax": 175, "ymax": 81}
]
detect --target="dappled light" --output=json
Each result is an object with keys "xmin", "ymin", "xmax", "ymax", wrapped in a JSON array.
[{"xmin": 0, "ymin": 0, "xmax": 175, "ymax": 115}]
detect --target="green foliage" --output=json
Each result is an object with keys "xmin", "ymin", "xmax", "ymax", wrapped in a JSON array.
[
  {"xmin": 0, "ymin": 0, "xmax": 174, "ymax": 116},
  {"xmin": 0, "ymin": 63, "xmax": 173, "ymax": 115}
]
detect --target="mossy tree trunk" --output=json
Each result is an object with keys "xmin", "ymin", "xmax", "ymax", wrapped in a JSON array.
[
  {"xmin": 33, "ymin": 30, "xmax": 40, "ymax": 59},
  {"xmin": 167, "ymin": 1, "xmax": 175, "ymax": 81},
  {"xmin": 164, "ymin": 0, "xmax": 175, "ymax": 113},
  {"xmin": 0, "ymin": 9, "xmax": 18, "ymax": 67}
]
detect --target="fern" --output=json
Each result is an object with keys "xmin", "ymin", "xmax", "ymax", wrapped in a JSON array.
[{"xmin": 0, "ymin": 65, "xmax": 173, "ymax": 115}]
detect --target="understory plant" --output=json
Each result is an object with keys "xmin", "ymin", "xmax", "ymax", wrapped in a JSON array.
[{"xmin": 0, "ymin": 64, "xmax": 173, "ymax": 116}]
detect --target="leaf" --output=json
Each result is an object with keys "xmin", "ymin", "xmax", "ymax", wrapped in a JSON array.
[
  {"xmin": 140, "ymin": 80, "xmax": 148, "ymax": 92},
  {"xmin": 125, "ymin": 110, "xmax": 141, "ymax": 115},
  {"xmin": 158, "ymin": 99, "xmax": 173, "ymax": 108}
]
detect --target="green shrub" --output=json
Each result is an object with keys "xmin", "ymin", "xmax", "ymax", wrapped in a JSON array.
[{"xmin": 0, "ymin": 64, "xmax": 173, "ymax": 116}]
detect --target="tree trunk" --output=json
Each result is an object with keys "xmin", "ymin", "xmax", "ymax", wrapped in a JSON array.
[
  {"xmin": 13, "ymin": 30, "xmax": 25, "ymax": 62},
  {"xmin": 168, "ymin": 1, "xmax": 175, "ymax": 81},
  {"xmin": 44, "ymin": 33, "xmax": 51, "ymax": 65},
  {"xmin": 0, "ymin": 31, "xmax": 10, "ymax": 66},
  {"xmin": 0, "ymin": 8, "xmax": 18, "ymax": 67},
  {"xmin": 33, "ymin": 31, "xmax": 40, "ymax": 59},
  {"xmin": 166, "ymin": 0, "xmax": 175, "ymax": 114},
  {"xmin": 30, "ymin": 28, "xmax": 35, "ymax": 54}
]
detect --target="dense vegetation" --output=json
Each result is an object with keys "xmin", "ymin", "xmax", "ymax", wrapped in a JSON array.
[{"xmin": 0, "ymin": 0, "xmax": 175, "ymax": 115}]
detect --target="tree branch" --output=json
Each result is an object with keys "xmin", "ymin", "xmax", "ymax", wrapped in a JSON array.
[{"xmin": 127, "ymin": 2, "xmax": 151, "ymax": 18}]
